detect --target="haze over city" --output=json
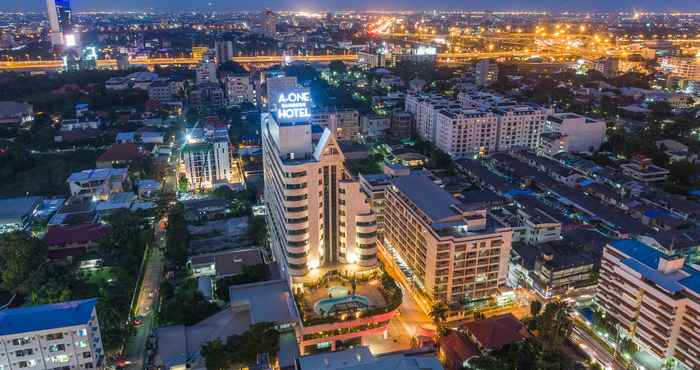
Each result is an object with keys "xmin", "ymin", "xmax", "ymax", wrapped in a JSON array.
[
  {"xmin": 0, "ymin": 2, "xmax": 700, "ymax": 370},
  {"xmin": 2, "ymin": 0, "xmax": 700, "ymax": 12}
]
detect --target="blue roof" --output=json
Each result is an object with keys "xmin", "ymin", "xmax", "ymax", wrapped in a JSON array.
[
  {"xmin": 610, "ymin": 240, "xmax": 700, "ymax": 296},
  {"xmin": 642, "ymin": 209, "xmax": 672, "ymax": 218},
  {"xmin": 0, "ymin": 298, "xmax": 97, "ymax": 335}
]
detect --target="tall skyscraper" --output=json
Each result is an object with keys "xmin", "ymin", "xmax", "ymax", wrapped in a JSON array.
[
  {"xmin": 47, "ymin": 0, "xmax": 74, "ymax": 47},
  {"xmin": 263, "ymin": 10, "xmax": 277, "ymax": 38},
  {"xmin": 262, "ymin": 95, "xmax": 378, "ymax": 277}
]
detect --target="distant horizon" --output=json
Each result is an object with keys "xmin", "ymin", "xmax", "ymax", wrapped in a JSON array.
[{"xmin": 1, "ymin": 0, "xmax": 700, "ymax": 13}]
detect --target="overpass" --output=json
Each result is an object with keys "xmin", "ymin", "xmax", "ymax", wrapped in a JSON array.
[
  {"xmin": 0, "ymin": 54, "xmax": 359, "ymax": 72},
  {"xmin": 0, "ymin": 49, "xmax": 611, "ymax": 72}
]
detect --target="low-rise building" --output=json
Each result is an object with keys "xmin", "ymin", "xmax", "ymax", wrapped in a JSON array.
[
  {"xmin": 296, "ymin": 346, "xmax": 444, "ymax": 370},
  {"xmin": 361, "ymin": 114, "xmax": 390, "ymax": 139},
  {"xmin": 620, "ymin": 156, "xmax": 670, "ymax": 183},
  {"xmin": 0, "ymin": 196, "xmax": 42, "ymax": 234},
  {"xmin": 96, "ymin": 143, "xmax": 144, "ymax": 169},
  {"xmin": 0, "ymin": 299, "xmax": 104, "ymax": 370},
  {"xmin": 67, "ymin": 168, "xmax": 128, "ymax": 201},
  {"xmin": 545, "ymin": 113, "xmax": 606, "ymax": 153},
  {"xmin": 0, "ymin": 101, "xmax": 33, "ymax": 124}
]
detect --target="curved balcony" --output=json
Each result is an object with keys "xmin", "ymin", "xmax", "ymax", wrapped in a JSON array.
[
  {"xmin": 286, "ymin": 232, "xmax": 309, "ymax": 243},
  {"xmin": 286, "ymin": 220, "xmax": 310, "ymax": 231}
]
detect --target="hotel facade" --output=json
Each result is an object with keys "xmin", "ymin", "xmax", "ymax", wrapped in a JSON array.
[
  {"xmin": 382, "ymin": 172, "xmax": 513, "ymax": 306},
  {"xmin": 596, "ymin": 240, "xmax": 700, "ymax": 370}
]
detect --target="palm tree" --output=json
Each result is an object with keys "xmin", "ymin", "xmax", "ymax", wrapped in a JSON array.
[
  {"xmin": 540, "ymin": 300, "xmax": 573, "ymax": 350},
  {"xmin": 429, "ymin": 301, "xmax": 448, "ymax": 329}
]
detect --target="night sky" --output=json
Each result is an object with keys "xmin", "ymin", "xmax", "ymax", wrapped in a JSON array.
[{"xmin": 1, "ymin": 0, "xmax": 699, "ymax": 12}]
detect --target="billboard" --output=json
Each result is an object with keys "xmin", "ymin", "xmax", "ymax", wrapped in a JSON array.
[{"xmin": 275, "ymin": 89, "xmax": 312, "ymax": 122}]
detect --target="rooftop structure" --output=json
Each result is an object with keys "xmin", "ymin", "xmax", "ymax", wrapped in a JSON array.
[
  {"xmin": 596, "ymin": 239, "xmax": 700, "ymax": 369},
  {"xmin": 296, "ymin": 346, "xmax": 444, "ymax": 370},
  {"xmin": 0, "ymin": 196, "xmax": 42, "ymax": 233}
]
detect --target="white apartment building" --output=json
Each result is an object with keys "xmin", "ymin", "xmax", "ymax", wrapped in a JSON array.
[
  {"xmin": 411, "ymin": 91, "xmax": 550, "ymax": 156},
  {"xmin": 660, "ymin": 56, "xmax": 700, "ymax": 80},
  {"xmin": 180, "ymin": 138, "xmax": 232, "ymax": 191},
  {"xmin": 0, "ymin": 299, "xmax": 103, "ymax": 370},
  {"xmin": 494, "ymin": 105, "xmax": 548, "ymax": 151},
  {"xmin": 67, "ymin": 168, "xmax": 128, "ymax": 201},
  {"xmin": 382, "ymin": 172, "xmax": 513, "ymax": 305},
  {"xmin": 360, "ymin": 114, "xmax": 391, "ymax": 139},
  {"xmin": 405, "ymin": 93, "xmax": 460, "ymax": 143},
  {"xmin": 435, "ymin": 108, "xmax": 499, "ymax": 157},
  {"xmin": 311, "ymin": 109, "xmax": 360, "ymax": 141},
  {"xmin": 262, "ymin": 112, "xmax": 378, "ymax": 277},
  {"xmin": 545, "ymin": 113, "xmax": 606, "ymax": 152},
  {"xmin": 596, "ymin": 240, "xmax": 700, "ymax": 370},
  {"xmin": 221, "ymin": 74, "xmax": 255, "ymax": 106},
  {"xmin": 196, "ymin": 60, "xmax": 218, "ymax": 84}
]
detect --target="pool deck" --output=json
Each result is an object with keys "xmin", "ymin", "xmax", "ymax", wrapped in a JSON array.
[{"xmin": 301, "ymin": 278, "xmax": 388, "ymax": 320}]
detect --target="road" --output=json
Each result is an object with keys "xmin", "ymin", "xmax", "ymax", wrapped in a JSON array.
[
  {"xmin": 571, "ymin": 325, "xmax": 626, "ymax": 370},
  {"xmin": 123, "ymin": 220, "xmax": 166, "ymax": 370}
]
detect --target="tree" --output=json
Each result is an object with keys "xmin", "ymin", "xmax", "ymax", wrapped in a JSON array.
[
  {"xmin": 201, "ymin": 339, "xmax": 230, "ymax": 370},
  {"xmin": 165, "ymin": 205, "xmax": 190, "ymax": 268},
  {"xmin": 530, "ymin": 300, "xmax": 543, "ymax": 318},
  {"xmin": 428, "ymin": 301, "xmax": 448, "ymax": 332},
  {"xmin": 0, "ymin": 232, "xmax": 48, "ymax": 294},
  {"xmin": 538, "ymin": 301, "xmax": 574, "ymax": 351},
  {"xmin": 329, "ymin": 60, "xmax": 347, "ymax": 74}
]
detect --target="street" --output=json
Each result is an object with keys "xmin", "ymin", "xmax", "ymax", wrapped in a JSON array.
[
  {"xmin": 571, "ymin": 325, "xmax": 626, "ymax": 370},
  {"xmin": 123, "ymin": 219, "xmax": 166, "ymax": 370}
]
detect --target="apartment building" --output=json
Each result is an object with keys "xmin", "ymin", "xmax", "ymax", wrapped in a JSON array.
[
  {"xmin": 389, "ymin": 109, "xmax": 413, "ymax": 140},
  {"xmin": 545, "ymin": 113, "xmax": 606, "ymax": 152},
  {"xmin": 221, "ymin": 74, "xmax": 255, "ymax": 107},
  {"xmin": 311, "ymin": 109, "xmax": 360, "ymax": 141},
  {"xmin": 409, "ymin": 92, "xmax": 550, "ymax": 156},
  {"xmin": 0, "ymin": 299, "xmax": 103, "ymax": 370},
  {"xmin": 405, "ymin": 93, "xmax": 460, "ymax": 143},
  {"xmin": 195, "ymin": 59, "xmax": 218, "ymax": 84},
  {"xmin": 262, "ymin": 112, "xmax": 378, "ymax": 277},
  {"xmin": 434, "ymin": 108, "xmax": 499, "ymax": 157},
  {"xmin": 180, "ymin": 128, "xmax": 233, "ymax": 191},
  {"xmin": 382, "ymin": 172, "xmax": 513, "ymax": 304},
  {"xmin": 596, "ymin": 240, "xmax": 700, "ymax": 370},
  {"xmin": 67, "ymin": 168, "xmax": 128, "ymax": 201},
  {"xmin": 494, "ymin": 105, "xmax": 547, "ymax": 151},
  {"xmin": 475, "ymin": 59, "xmax": 499, "ymax": 86},
  {"xmin": 360, "ymin": 114, "xmax": 391, "ymax": 139},
  {"xmin": 660, "ymin": 56, "xmax": 700, "ymax": 80}
]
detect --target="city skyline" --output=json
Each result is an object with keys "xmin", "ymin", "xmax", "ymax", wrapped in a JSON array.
[{"xmin": 2, "ymin": 0, "xmax": 700, "ymax": 12}]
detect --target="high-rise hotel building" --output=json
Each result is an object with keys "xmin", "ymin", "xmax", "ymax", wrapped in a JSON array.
[
  {"xmin": 596, "ymin": 240, "xmax": 700, "ymax": 370},
  {"xmin": 382, "ymin": 172, "xmax": 513, "ymax": 305},
  {"xmin": 262, "ymin": 112, "xmax": 378, "ymax": 278}
]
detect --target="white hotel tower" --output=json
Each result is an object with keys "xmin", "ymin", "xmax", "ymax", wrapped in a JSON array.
[{"xmin": 262, "ymin": 112, "xmax": 378, "ymax": 278}]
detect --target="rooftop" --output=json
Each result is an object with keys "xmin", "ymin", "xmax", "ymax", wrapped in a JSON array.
[
  {"xmin": 391, "ymin": 173, "xmax": 466, "ymax": 223},
  {"xmin": 462, "ymin": 313, "xmax": 529, "ymax": 350},
  {"xmin": 0, "ymin": 298, "xmax": 97, "ymax": 336},
  {"xmin": 296, "ymin": 347, "xmax": 444, "ymax": 370},
  {"xmin": 97, "ymin": 143, "xmax": 143, "ymax": 163},
  {"xmin": 0, "ymin": 196, "xmax": 42, "ymax": 224},
  {"xmin": 609, "ymin": 239, "xmax": 700, "ymax": 296},
  {"xmin": 229, "ymin": 279, "xmax": 298, "ymax": 325},
  {"xmin": 67, "ymin": 168, "xmax": 128, "ymax": 183}
]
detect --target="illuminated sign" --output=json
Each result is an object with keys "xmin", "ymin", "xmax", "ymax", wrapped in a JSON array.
[
  {"xmin": 64, "ymin": 33, "xmax": 76, "ymax": 47},
  {"xmin": 276, "ymin": 90, "xmax": 311, "ymax": 121}
]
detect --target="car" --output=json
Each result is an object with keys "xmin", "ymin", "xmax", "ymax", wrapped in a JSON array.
[
  {"xmin": 148, "ymin": 291, "xmax": 155, "ymax": 298},
  {"xmin": 132, "ymin": 316, "xmax": 144, "ymax": 326}
]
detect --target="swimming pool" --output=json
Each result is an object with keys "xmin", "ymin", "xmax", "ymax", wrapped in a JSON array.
[
  {"xmin": 327, "ymin": 285, "xmax": 349, "ymax": 298},
  {"xmin": 315, "ymin": 295, "xmax": 370, "ymax": 316}
]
